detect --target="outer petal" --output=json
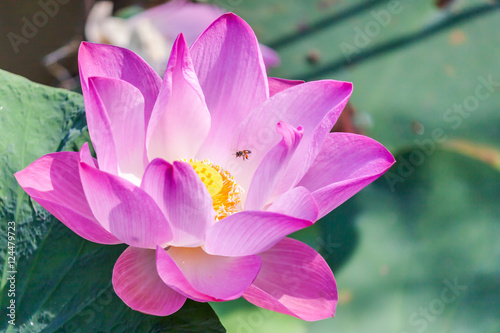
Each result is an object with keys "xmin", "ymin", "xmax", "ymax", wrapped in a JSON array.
[
  {"xmin": 268, "ymin": 77, "xmax": 304, "ymax": 97},
  {"xmin": 245, "ymin": 122, "xmax": 303, "ymax": 211},
  {"xmin": 113, "ymin": 247, "xmax": 186, "ymax": 316},
  {"xmin": 231, "ymin": 80, "xmax": 353, "ymax": 193},
  {"xmin": 298, "ymin": 133, "xmax": 395, "ymax": 218},
  {"xmin": 204, "ymin": 211, "xmax": 312, "ymax": 257},
  {"xmin": 78, "ymin": 41, "xmax": 161, "ymax": 125},
  {"xmin": 88, "ymin": 77, "xmax": 147, "ymax": 182},
  {"xmin": 141, "ymin": 159, "xmax": 215, "ymax": 247},
  {"xmin": 244, "ymin": 237, "xmax": 337, "ymax": 321},
  {"xmin": 14, "ymin": 152, "xmax": 121, "ymax": 244},
  {"xmin": 191, "ymin": 13, "xmax": 269, "ymax": 165},
  {"xmin": 267, "ymin": 186, "xmax": 318, "ymax": 222},
  {"xmin": 78, "ymin": 144, "xmax": 172, "ymax": 248},
  {"xmin": 156, "ymin": 246, "xmax": 261, "ymax": 302},
  {"xmin": 146, "ymin": 34, "xmax": 210, "ymax": 162}
]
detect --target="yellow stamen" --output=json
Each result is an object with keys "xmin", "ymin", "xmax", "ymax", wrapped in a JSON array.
[{"xmin": 187, "ymin": 159, "xmax": 241, "ymax": 221}]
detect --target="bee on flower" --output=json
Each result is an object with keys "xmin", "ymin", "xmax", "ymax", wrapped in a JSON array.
[{"xmin": 234, "ymin": 150, "xmax": 252, "ymax": 160}]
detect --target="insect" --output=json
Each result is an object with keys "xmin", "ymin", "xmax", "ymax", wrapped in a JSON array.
[{"xmin": 234, "ymin": 150, "xmax": 251, "ymax": 160}]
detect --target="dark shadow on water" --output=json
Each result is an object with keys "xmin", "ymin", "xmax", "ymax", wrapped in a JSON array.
[
  {"xmin": 319, "ymin": 196, "xmax": 360, "ymax": 273},
  {"xmin": 294, "ymin": 3, "xmax": 500, "ymax": 80},
  {"xmin": 267, "ymin": 0, "xmax": 388, "ymax": 49}
]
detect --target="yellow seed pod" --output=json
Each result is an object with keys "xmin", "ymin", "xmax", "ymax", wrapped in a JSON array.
[{"xmin": 188, "ymin": 161, "xmax": 223, "ymax": 197}]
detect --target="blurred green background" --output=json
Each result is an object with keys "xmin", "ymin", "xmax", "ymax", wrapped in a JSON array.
[{"xmin": 1, "ymin": 0, "xmax": 499, "ymax": 332}]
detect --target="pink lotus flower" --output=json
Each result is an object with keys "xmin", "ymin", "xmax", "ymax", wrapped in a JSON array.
[{"xmin": 15, "ymin": 14, "xmax": 394, "ymax": 321}]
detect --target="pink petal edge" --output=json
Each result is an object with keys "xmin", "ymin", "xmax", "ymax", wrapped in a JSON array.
[
  {"xmin": 192, "ymin": 13, "xmax": 269, "ymax": 165},
  {"xmin": 244, "ymin": 237, "xmax": 337, "ymax": 321},
  {"xmin": 88, "ymin": 76, "xmax": 147, "ymax": 181},
  {"xmin": 268, "ymin": 77, "xmax": 304, "ymax": 97},
  {"xmin": 156, "ymin": 246, "xmax": 262, "ymax": 302},
  {"xmin": 113, "ymin": 246, "xmax": 186, "ymax": 316},
  {"xmin": 14, "ymin": 152, "xmax": 121, "ymax": 245},
  {"xmin": 141, "ymin": 159, "xmax": 215, "ymax": 247},
  {"xmin": 78, "ymin": 143, "xmax": 172, "ymax": 248},
  {"xmin": 266, "ymin": 186, "xmax": 319, "ymax": 222},
  {"xmin": 146, "ymin": 33, "xmax": 211, "ymax": 163},
  {"xmin": 298, "ymin": 132, "xmax": 395, "ymax": 218},
  {"xmin": 204, "ymin": 211, "xmax": 312, "ymax": 257},
  {"xmin": 78, "ymin": 41, "xmax": 161, "ymax": 127},
  {"xmin": 231, "ymin": 80, "xmax": 353, "ymax": 193},
  {"xmin": 245, "ymin": 121, "xmax": 304, "ymax": 211}
]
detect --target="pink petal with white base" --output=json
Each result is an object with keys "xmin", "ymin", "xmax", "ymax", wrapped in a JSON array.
[
  {"xmin": 88, "ymin": 77, "xmax": 147, "ymax": 181},
  {"xmin": 113, "ymin": 247, "xmax": 186, "ymax": 316},
  {"xmin": 79, "ymin": 144, "xmax": 172, "ymax": 248},
  {"xmin": 232, "ymin": 80, "xmax": 352, "ymax": 192},
  {"xmin": 266, "ymin": 186, "xmax": 318, "ymax": 222},
  {"xmin": 204, "ymin": 211, "xmax": 312, "ymax": 257},
  {"xmin": 191, "ymin": 13, "xmax": 269, "ymax": 165},
  {"xmin": 15, "ymin": 152, "xmax": 120, "ymax": 244},
  {"xmin": 78, "ymin": 42, "xmax": 161, "ymax": 125},
  {"xmin": 141, "ymin": 159, "xmax": 215, "ymax": 247},
  {"xmin": 245, "ymin": 122, "xmax": 303, "ymax": 211},
  {"xmin": 298, "ymin": 133, "xmax": 395, "ymax": 218},
  {"xmin": 156, "ymin": 246, "xmax": 261, "ymax": 302},
  {"xmin": 147, "ymin": 34, "xmax": 210, "ymax": 163},
  {"xmin": 244, "ymin": 237, "xmax": 337, "ymax": 321}
]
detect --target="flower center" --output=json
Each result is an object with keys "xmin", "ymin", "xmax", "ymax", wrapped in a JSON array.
[{"xmin": 188, "ymin": 159, "xmax": 241, "ymax": 221}]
